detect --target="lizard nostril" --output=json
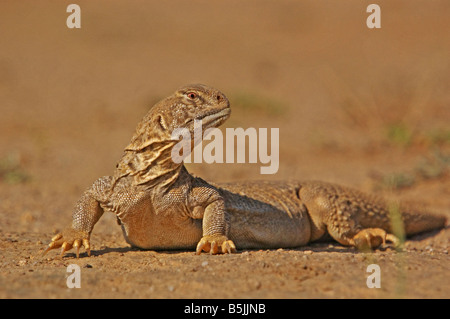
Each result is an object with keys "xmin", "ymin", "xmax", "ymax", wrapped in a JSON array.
[{"xmin": 216, "ymin": 95, "xmax": 222, "ymax": 101}]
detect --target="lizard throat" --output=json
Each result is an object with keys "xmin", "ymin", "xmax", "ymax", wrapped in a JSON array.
[{"xmin": 116, "ymin": 141, "xmax": 183, "ymax": 188}]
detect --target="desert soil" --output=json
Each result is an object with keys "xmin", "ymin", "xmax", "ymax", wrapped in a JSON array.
[{"xmin": 0, "ymin": 1, "xmax": 449, "ymax": 299}]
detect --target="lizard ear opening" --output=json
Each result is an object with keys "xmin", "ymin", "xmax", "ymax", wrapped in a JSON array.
[
  {"xmin": 155, "ymin": 114, "xmax": 168, "ymax": 131},
  {"xmin": 125, "ymin": 114, "xmax": 170, "ymax": 151}
]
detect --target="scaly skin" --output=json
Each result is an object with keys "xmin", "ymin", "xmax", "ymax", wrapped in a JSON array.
[{"xmin": 42, "ymin": 84, "xmax": 447, "ymax": 258}]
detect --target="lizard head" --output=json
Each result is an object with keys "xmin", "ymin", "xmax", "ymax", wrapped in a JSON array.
[
  {"xmin": 171, "ymin": 84, "xmax": 231, "ymax": 134},
  {"xmin": 126, "ymin": 84, "xmax": 230, "ymax": 151}
]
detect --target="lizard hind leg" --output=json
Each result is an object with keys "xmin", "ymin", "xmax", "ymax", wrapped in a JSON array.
[
  {"xmin": 351, "ymin": 228, "xmax": 400, "ymax": 251},
  {"xmin": 324, "ymin": 213, "xmax": 401, "ymax": 251}
]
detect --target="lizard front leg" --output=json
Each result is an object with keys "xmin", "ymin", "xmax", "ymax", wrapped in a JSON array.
[
  {"xmin": 42, "ymin": 176, "xmax": 112, "ymax": 258},
  {"xmin": 194, "ymin": 199, "xmax": 236, "ymax": 255}
]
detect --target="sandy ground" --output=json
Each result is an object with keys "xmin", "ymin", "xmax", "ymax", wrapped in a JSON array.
[{"xmin": 0, "ymin": 1, "xmax": 449, "ymax": 299}]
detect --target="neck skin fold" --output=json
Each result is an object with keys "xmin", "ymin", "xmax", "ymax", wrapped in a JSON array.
[{"xmin": 115, "ymin": 140, "xmax": 185, "ymax": 189}]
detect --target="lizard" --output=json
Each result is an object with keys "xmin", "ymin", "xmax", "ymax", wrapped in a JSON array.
[{"xmin": 42, "ymin": 84, "xmax": 447, "ymax": 258}]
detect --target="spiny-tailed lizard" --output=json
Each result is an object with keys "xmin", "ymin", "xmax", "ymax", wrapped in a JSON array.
[{"xmin": 43, "ymin": 84, "xmax": 447, "ymax": 257}]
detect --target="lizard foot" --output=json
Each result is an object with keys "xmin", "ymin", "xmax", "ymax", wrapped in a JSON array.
[
  {"xmin": 352, "ymin": 228, "xmax": 401, "ymax": 251},
  {"xmin": 42, "ymin": 228, "xmax": 90, "ymax": 258},
  {"xmin": 195, "ymin": 235, "xmax": 237, "ymax": 255}
]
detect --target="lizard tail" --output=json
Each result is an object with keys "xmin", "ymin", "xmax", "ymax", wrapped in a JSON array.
[{"xmin": 395, "ymin": 203, "xmax": 447, "ymax": 237}]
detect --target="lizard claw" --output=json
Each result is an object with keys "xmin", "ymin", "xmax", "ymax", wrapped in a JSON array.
[
  {"xmin": 196, "ymin": 235, "xmax": 237, "ymax": 255},
  {"xmin": 352, "ymin": 228, "xmax": 402, "ymax": 251},
  {"xmin": 41, "ymin": 228, "xmax": 91, "ymax": 258}
]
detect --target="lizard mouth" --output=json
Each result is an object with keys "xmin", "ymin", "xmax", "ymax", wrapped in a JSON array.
[
  {"xmin": 201, "ymin": 108, "xmax": 230, "ymax": 128},
  {"xmin": 196, "ymin": 107, "xmax": 231, "ymax": 129}
]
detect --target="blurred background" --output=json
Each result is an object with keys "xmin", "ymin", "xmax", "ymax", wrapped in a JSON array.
[{"xmin": 0, "ymin": 1, "xmax": 449, "ymax": 233}]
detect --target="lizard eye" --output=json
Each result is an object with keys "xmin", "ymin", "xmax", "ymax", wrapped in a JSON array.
[{"xmin": 186, "ymin": 92, "xmax": 197, "ymax": 100}]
